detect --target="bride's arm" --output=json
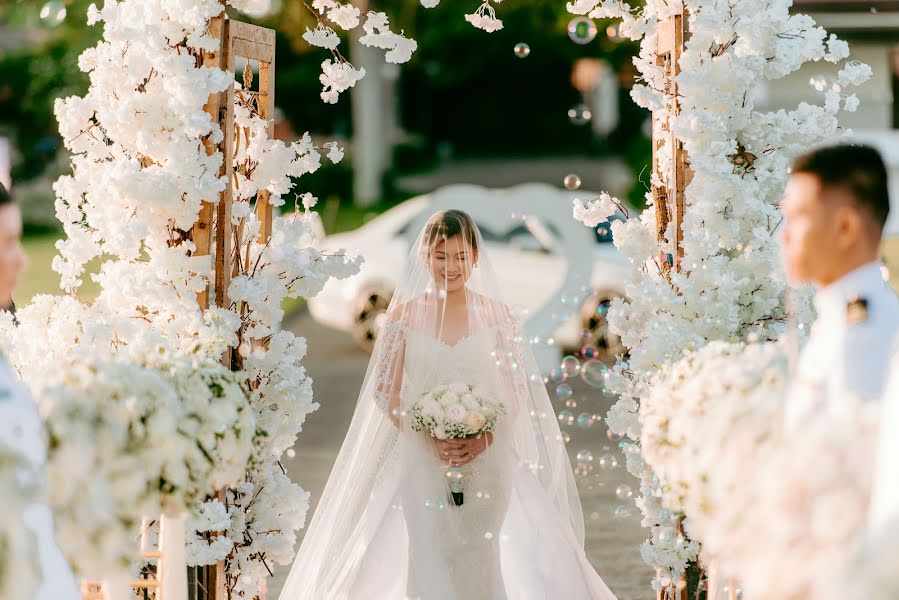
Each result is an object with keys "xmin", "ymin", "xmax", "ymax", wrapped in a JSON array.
[{"xmin": 372, "ymin": 308, "xmax": 407, "ymax": 429}]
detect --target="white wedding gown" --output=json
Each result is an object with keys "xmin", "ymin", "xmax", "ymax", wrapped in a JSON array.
[
  {"xmin": 279, "ymin": 210, "xmax": 616, "ymax": 600},
  {"xmin": 336, "ymin": 326, "xmax": 617, "ymax": 600}
]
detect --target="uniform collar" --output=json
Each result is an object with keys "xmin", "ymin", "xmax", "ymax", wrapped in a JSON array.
[{"xmin": 814, "ymin": 261, "xmax": 887, "ymax": 319}]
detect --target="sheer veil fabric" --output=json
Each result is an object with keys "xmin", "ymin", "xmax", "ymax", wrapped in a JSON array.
[{"xmin": 279, "ymin": 210, "xmax": 616, "ymax": 600}]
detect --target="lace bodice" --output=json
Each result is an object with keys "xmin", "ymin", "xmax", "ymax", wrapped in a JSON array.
[{"xmin": 402, "ymin": 325, "xmax": 499, "ymax": 390}]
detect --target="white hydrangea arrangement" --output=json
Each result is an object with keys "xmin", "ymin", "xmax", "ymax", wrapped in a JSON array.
[
  {"xmin": 25, "ymin": 355, "xmax": 255, "ymax": 587},
  {"xmin": 568, "ymin": 0, "xmax": 871, "ymax": 591},
  {"xmin": 713, "ymin": 403, "xmax": 877, "ymax": 600},
  {"xmin": 639, "ymin": 341, "xmax": 789, "ymax": 518},
  {"xmin": 409, "ymin": 381, "xmax": 505, "ymax": 440}
]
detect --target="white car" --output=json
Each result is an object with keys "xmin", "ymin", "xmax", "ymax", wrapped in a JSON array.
[{"xmin": 309, "ymin": 183, "xmax": 630, "ymax": 356}]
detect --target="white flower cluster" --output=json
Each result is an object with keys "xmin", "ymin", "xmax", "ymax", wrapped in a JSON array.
[
  {"xmin": 0, "ymin": 0, "xmax": 366, "ymax": 594},
  {"xmin": 0, "ymin": 438, "xmax": 42, "ymax": 600},
  {"xmin": 304, "ymin": 2, "xmax": 419, "ymax": 103},
  {"xmin": 360, "ymin": 12, "xmax": 419, "ymax": 65},
  {"xmin": 465, "ymin": 1, "xmax": 504, "ymax": 32},
  {"xmin": 409, "ymin": 381, "xmax": 505, "ymax": 440},
  {"xmin": 569, "ymin": 0, "xmax": 869, "ymax": 590},
  {"xmin": 20, "ymin": 354, "xmax": 254, "ymax": 585}
]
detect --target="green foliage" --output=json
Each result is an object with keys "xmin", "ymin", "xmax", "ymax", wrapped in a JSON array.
[{"xmin": 0, "ymin": 1, "xmax": 100, "ymax": 181}]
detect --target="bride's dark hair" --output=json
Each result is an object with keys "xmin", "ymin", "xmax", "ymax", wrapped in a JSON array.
[{"xmin": 423, "ymin": 209, "xmax": 479, "ymax": 254}]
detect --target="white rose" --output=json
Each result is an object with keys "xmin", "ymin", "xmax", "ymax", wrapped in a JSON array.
[
  {"xmin": 481, "ymin": 403, "xmax": 496, "ymax": 418},
  {"xmin": 449, "ymin": 382, "xmax": 468, "ymax": 394},
  {"xmin": 433, "ymin": 425, "xmax": 447, "ymax": 440},
  {"xmin": 461, "ymin": 393, "xmax": 479, "ymax": 411},
  {"xmin": 464, "ymin": 411, "xmax": 486, "ymax": 432},
  {"xmin": 439, "ymin": 391, "xmax": 459, "ymax": 407},
  {"xmin": 421, "ymin": 400, "xmax": 443, "ymax": 422},
  {"xmin": 445, "ymin": 403, "xmax": 468, "ymax": 423}
]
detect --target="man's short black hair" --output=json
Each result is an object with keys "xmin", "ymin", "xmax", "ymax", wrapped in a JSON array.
[
  {"xmin": 0, "ymin": 182, "xmax": 11, "ymax": 207},
  {"xmin": 791, "ymin": 144, "xmax": 890, "ymax": 229}
]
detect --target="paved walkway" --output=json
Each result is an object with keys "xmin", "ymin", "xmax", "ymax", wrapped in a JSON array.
[{"xmin": 267, "ymin": 310, "xmax": 654, "ymax": 599}]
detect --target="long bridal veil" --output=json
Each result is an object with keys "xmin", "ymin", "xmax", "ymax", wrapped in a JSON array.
[{"xmin": 279, "ymin": 209, "xmax": 612, "ymax": 599}]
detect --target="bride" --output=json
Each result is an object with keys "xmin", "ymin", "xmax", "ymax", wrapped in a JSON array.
[{"xmin": 279, "ymin": 209, "xmax": 617, "ymax": 600}]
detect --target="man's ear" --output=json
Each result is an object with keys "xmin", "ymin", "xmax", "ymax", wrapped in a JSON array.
[{"xmin": 834, "ymin": 203, "xmax": 863, "ymax": 251}]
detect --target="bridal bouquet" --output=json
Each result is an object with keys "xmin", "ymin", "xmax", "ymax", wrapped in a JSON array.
[{"xmin": 408, "ymin": 382, "xmax": 505, "ymax": 505}]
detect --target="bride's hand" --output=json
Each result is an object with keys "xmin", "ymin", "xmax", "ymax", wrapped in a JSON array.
[{"xmin": 433, "ymin": 433, "xmax": 493, "ymax": 466}]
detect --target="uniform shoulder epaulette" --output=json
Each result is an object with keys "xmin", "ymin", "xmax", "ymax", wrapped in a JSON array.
[{"xmin": 846, "ymin": 296, "xmax": 869, "ymax": 326}]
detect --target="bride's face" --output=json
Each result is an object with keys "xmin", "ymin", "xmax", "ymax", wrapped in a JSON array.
[{"xmin": 428, "ymin": 234, "xmax": 476, "ymax": 293}]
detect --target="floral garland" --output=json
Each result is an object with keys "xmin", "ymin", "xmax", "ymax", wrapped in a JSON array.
[{"xmin": 568, "ymin": 0, "xmax": 870, "ymax": 591}]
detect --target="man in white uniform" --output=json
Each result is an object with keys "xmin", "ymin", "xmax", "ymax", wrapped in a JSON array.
[
  {"xmin": 780, "ymin": 144, "xmax": 899, "ymax": 430},
  {"xmin": 0, "ymin": 182, "xmax": 78, "ymax": 599}
]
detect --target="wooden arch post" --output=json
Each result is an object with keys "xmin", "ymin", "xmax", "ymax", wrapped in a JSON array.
[
  {"xmin": 190, "ymin": 11, "xmax": 277, "ymax": 600},
  {"xmin": 652, "ymin": 8, "xmax": 692, "ymax": 600},
  {"xmin": 652, "ymin": 11, "xmax": 691, "ymax": 281}
]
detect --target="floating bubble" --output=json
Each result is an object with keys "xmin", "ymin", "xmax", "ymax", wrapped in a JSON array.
[
  {"xmin": 613, "ymin": 504, "xmax": 635, "ymax": 519},
  {"xmin": 606, "ymin": 23, "xmax": 623, "ymax": 41},
  {"xmin": 606, "ymin": 429, "xmax": 624, "ymax": 442},
  {"xmin": 567, "ymin": 103, "xmax": 592, "ymax": 125},
  {"xmin": 549, "ymin": 368, "xmax": 567, "ymax": 383},
  {"xmin": 596, "ymin": 299, "xmax": 612, "ymax": 317},
  {"xmin": 567, "ymin": 17, "xmax": 598, "ymax": 44},
  {"xmin": 657, "ymin": 526, "xmax": 676, "ymax": 545},
  {"xmin": 445, "ymin": 469, "xmax": 463, "ymax": 483},
  {"xmin": 564, "ymin": 399, "xmax": 577, "ymax": 409},
  {"xmin": 424, "ymin": 498, "xmax": 434, "ymax": 509},
  {"xmin": 40, "ymin": 1, "xmax": 66, "ymax": 26},
  {"xmin": 562, "ymin": 432, "xmax": 572, "ymax": 444},
  {"xmin": 615, "ymin": 484, "xmax": 633, "ymax": 500},
  {"xmin": 590, "ymin": 511, "xmax": 600, "ymax": 521},
  {"xmin": 513, "ymin": 43, "xmax": 531, "ymax": 58},
  {"xmin": 286, "ymin": 448, "xmax": 296, "ymax": 458},
  {"xmin": 598, "ymin": 453, "xmax": 618, "ymax": 470},
  {"xmin": 576, "ymin": 449, "xmax": 594, "ymax": 463},
  {"xmin": 573, "ymin": 463, "xmax": 593, "ymax": 477},
  {"xmin": 484, "ymin": 531, "xmax": 495, "ymax": 540},
  {"xmin": 580, "ymin": 344, "xmax": 598, "ymax": 360},
  {"xmin": 580, "ymin": 359, "xmax": 607, "ymax": 389},
  {"xmin": 580, "ymin": 328, "xmax": 592, "ymax": 339},
  {"xmin": 563, "ymin": 173, "xmax": 582, "ymax": 190},
  {"xmin": 577, "ymin": 412, "xmax": 593, "ymax": 428},
  {"xmin": 557, "ymin": 410, "xmax": 575, "ymax": 426},
  {"xmin": 561, "ymin": 355, "xmax": 581, "ymax": 377},
  {"xmin": 555, "ymin": 382, "xmax": 573, "ymax": 401}
]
